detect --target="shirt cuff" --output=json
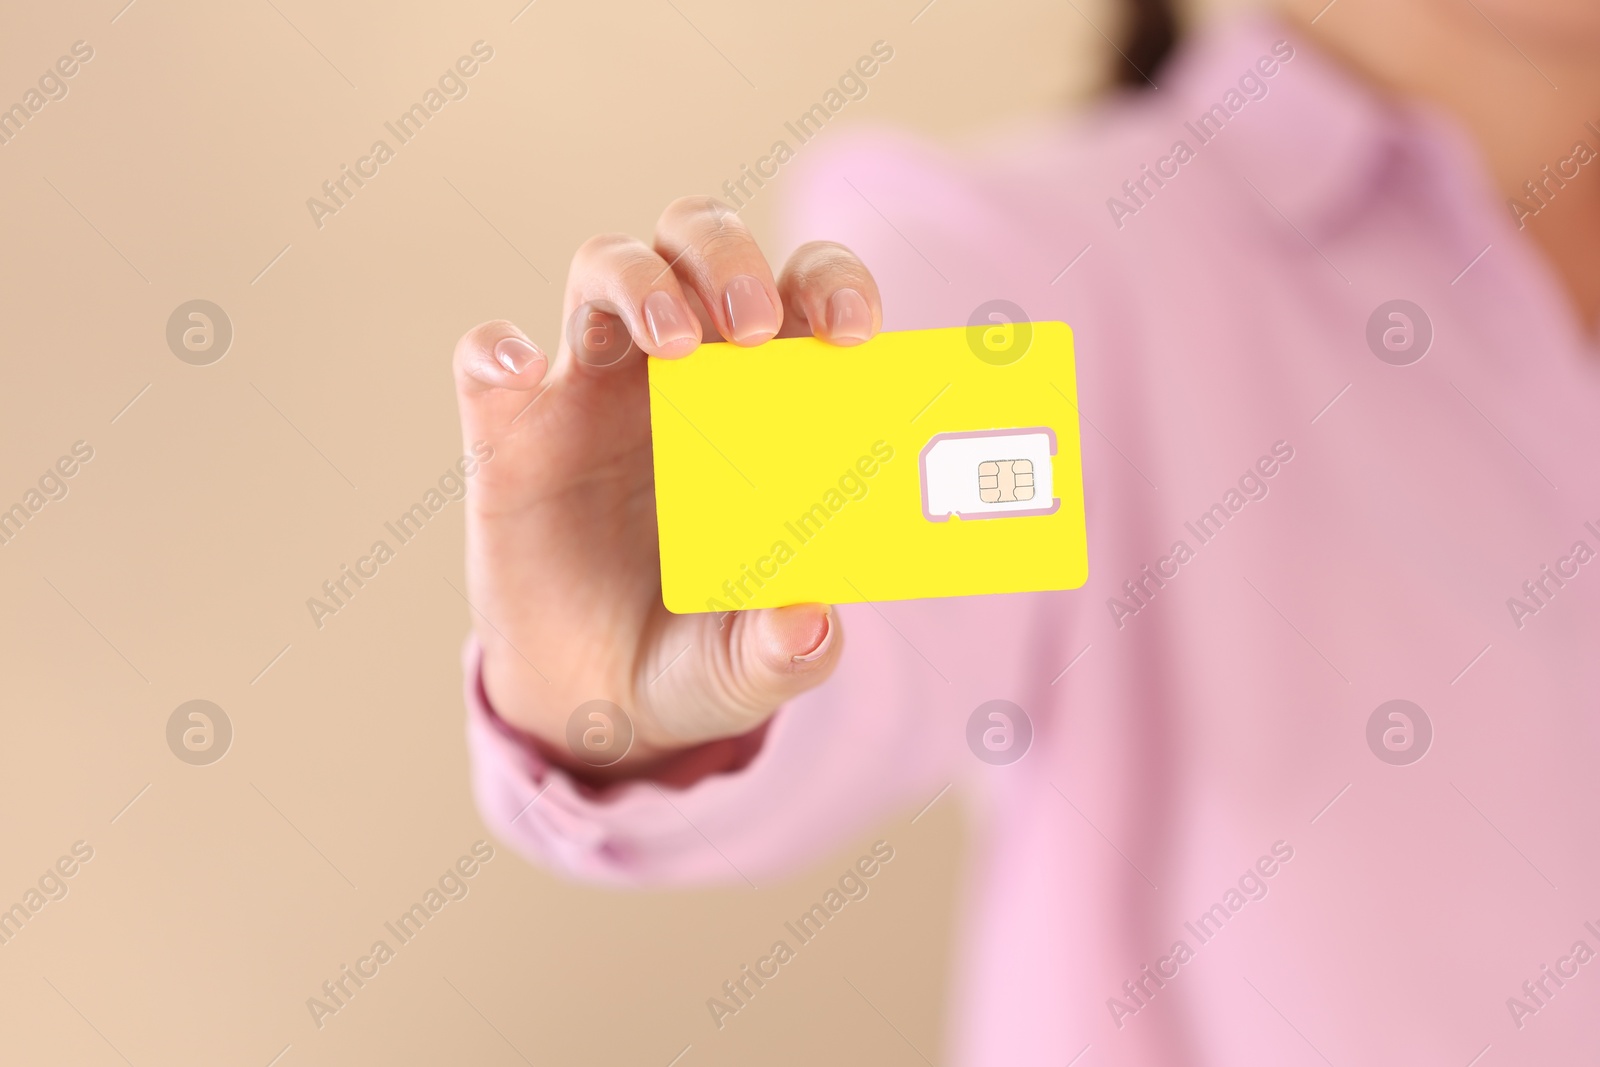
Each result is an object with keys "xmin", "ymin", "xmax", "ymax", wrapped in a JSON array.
[{"xmin": 461, "ymin": 636, "xmax": 773, "ymax": 881}]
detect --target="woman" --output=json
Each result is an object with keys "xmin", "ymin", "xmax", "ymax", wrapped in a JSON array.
[{"xmin": 452, "ymin": 0, "xmax": 1600, "ymax": 1060}]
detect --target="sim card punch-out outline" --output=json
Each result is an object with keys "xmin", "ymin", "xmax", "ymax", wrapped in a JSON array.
[{"xmin": 918, "ymin": 427, "xmax": 1062, "ymax": 522}]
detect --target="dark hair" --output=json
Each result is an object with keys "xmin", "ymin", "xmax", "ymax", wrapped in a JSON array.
[{"xmin": 1117, "ymin": 0, "xmax": 1179, "ymax": 88}]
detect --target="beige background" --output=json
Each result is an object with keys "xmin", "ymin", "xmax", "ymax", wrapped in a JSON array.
[{"xmin": 0, "ymin": 0, "xmax": 1229, "ymax": 1063}]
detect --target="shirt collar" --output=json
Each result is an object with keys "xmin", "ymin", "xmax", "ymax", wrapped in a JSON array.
[{"xmin": 1157, "ymin": 11, "xmax": 1410, "ymax": 238}]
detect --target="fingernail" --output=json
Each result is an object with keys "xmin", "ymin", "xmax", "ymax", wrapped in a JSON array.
[
  {"xmin": 493, "ymin": 336, "xmax": 545, "ymax": 378},
  {"xmin": 826, "ymin": 288, "xmax": 872, "ymax": 345},
  {"xmin": 724, "ymin": 274, "xmax": 779, "ymax": 345},
  {"xmin": 643, "ymin": 290, "xmax": 696, "ymax": 351},
  {"xmin": 792, "ymin": 608, "xmax": 834, "ymax": 663}
]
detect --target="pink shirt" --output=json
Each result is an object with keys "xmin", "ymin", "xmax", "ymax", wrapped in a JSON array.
[{"xmin": 466, "ymin": 13, "xmax": 1600, "ymax": 1064}]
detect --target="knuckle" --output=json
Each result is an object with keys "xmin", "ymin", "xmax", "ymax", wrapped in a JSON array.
[
  {"xmin": 659, "ymin": 197, "xmax": 756, "ymax": 272},
  {"xmin": 661, "ymin": 194, "xmax": 739, "ymax": 230},
  {"xmin": 697, "ymin": 224, "xmax": 759, "ymax": 262},
  {"xmin": 572, "ymin": 231, "xmax": 644, "ymax": 269},
  {"xmin": 572, "ymin": 232, "xmax": 666, "ymax": 291},
  {"xmin": 795, "ymin": 240, "xmax": 866, "ymax": 272},
  {"xmin": 614, "ymin": 247, "xmax": 672, "ymax": 291},
  {"xmin": 783, "ymin": 241, "xmax": 871, "ymax": 291},
  {"xmin": 794, "ymin": 239, "xmax": 858, "ymax": 261}
]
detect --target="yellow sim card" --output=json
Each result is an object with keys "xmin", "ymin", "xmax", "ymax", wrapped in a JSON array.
[{"xmin": 648, "ymin": 321, "xmax": 1088, "ymax": 613}]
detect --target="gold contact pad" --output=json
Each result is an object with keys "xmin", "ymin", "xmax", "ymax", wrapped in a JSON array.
[{"xmin": 977, "ymin": 459, "xmax": 1035, "ymax": 503}]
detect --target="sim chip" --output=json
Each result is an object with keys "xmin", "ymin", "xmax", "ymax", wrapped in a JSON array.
[
  {"xmin": 920, "ymin": 428, "xmax": 1059, "ymax": 521},
  {"xmin": 978, "ymin": 459, "xmax": 1034, "ymax": 502}
]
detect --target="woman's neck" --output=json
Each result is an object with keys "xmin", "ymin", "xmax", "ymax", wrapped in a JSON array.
[{"xmin": 1283, "ymin": 0, "xmax": 1600, "ymax": 330}]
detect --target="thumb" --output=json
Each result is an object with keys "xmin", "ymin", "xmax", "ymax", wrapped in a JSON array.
[{"xmin": 650, "ymin": 604, "xmax": 841, "ymax": 745}]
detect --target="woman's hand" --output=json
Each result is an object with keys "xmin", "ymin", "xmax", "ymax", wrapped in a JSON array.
[{"xmin": 452, "ymin": 196, "xmax": 882, "ymax": 778}]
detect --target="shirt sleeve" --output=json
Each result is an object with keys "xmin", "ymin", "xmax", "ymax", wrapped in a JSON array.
[{"xmin": 464, "ymin": 608, "xmax": 964, "ymax": 888}]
